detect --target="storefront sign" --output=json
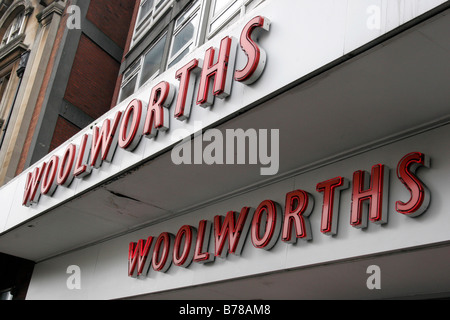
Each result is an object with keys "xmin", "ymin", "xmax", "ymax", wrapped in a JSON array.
[
  {"xmin": 22, "ymin": 16, "xmax": 271, "ymax": 208},
  {"xmin": 128, "ymin": 152, "xmax": 431, "ymax": 278}
]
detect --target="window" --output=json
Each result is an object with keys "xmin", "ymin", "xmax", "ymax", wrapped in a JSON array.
[
  {"xmin": 119, "ymin": 1, "xmax": 204, "ymax": 102},
  {"xmin": 119, "ymin": 34, "xmax": 168, "ymax": 102},
  {"xmin": 207, "ymin": 0, "xmax": 264, "ymax": 38},
  {"xmin": 119, "ymin": 0, "xmax": 265, "ymax": 103},
  {"xmin": 119, "ymin": 61, "xmax": 140, "ymax": 103},
  {"xmin": 167, "ymin": 0, "xmax": 202, "ymax": 68},
  {"xmin": 139, "ymin": 33, "xmax": 167, "ymax": 86},
  {"xmin": 0, "ymin": 73, "xmax": 11, "ymax": 129},
  {"xmin": 133, "ymin": 0, "xmax": 173, "ymax": 45},
  {"xmin": 1, "ymin": 11, "xmax": 26, "ymax": 48}
]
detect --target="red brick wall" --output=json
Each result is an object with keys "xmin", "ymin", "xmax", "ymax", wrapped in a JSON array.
[
  {"xmin": 49, "ymin": 116, "xmax": 80, "ymax": 152},
  {"xmin": 16, "ymin": 1, "xmax": 135, "ymax": 176},
  {"xmin": 86, "ymin": 0, "xmax": 135, "ymax": 49},
  {"xmin": 63, "ymin": 34, "xmax": 120, "ymax": 120}
]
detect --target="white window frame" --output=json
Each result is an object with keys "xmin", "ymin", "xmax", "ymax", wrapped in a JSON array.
[
  {"xmin": 207, "ymin": 0, "xmax": 264, "ymax": 39},
  {"xmin": 118, "ymin": 60, "xmax": 141, "ymax": 103},
  {"xmin": 119, "ymin": 33, "xmax": 168, "ymax": 102},
  {"xmin": 1, "ymin": 11, "xmax": 26, "ymax": 48},
  {"xmin": 138, "ymin": 32, "xmax": 168, "ymax": 87},
  {"xmin": 167, "ymin": 0, "xmax": 202, "ymax": 68},
  {"xmin": 132, "ymin": 0, "xmax": 174, "ymax": 47}
]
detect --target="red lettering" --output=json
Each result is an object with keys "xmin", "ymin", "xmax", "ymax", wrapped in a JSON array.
[
  {"xmin": 128, "ymin": 237, "xmax": 154, "ymax": 278},
  {"xmin": 235, "ymin": 16, "xmax": 270, "ymax": 84},
  {"xmin": 175, "ymin": 59, "xmax": 200, "ymax": 121},
  {"xmin": 41, "ymin": 155, "xmax": 60, "ymax": 196},
  {"xmin": 197, "ymin": 36, "xmax": 237, "ymax": 107},
  {"xmin": 316, "ymin": 177, "xmax": 349, "ymax": 236},
  {"xmin": 143, "ymin": 81, "xmax": 175, "ymax": 139},
  {"xmin": 350, "ymin": 164, "xmax": 390, "ymax": 228},
  {"xmin": 57, "ymin": 144, "xmax": 77, "ymax": 187},
  {"xmin": 73, "ymin": 134, "xmax": 92, "ymax": 178},
  {"xmin": 152, "ymin": 232, "xmax": 174, "ymax": 273},
  {"xmin": 193, "ymin": 220, "xmax": 214, "ymax": 264},
  {"xmin": 396, "ymin": 152, "xmax": 430, "ymax": 217},
  {"xmin": 119, "ymin": 99, "xmax": 145, "ymax": 151},
  {"xmin": 173, "ymin": 225, "xmax": 197, "ymax": 268},
  {"xmin": 251, "ymin": 200, "xmax": 281, "ymax": 250},
  {"xmin": 282, "ymin": 190, "xmax": 314, "ymax": 243},
  {"xmin": 23, "ymin": 163, "xmax": 47, "ymax": 207},
  {"xmin": 214, "ymin": 207, "xmax": 252, "ymax": 258},
  {"xmin": 91, "ymin": 112, "xmax": 122, "ymax": 168}
]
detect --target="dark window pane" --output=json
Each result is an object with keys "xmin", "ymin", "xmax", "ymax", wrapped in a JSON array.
[
  {"xmin": 120, "ymin": 76, "xmax": 137, "ymax": 102},
  {"xmin": 139, "ymin": 35, "xmax": 167, "ymax": 86}
]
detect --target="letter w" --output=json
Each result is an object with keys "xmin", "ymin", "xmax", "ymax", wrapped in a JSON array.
[
  {"xmin": 214, "ymin": 207, "xmax": 253, "ymax": 258},
  {"xmin": 22, "ymin": 163, "xmax": 47, "ymax": 207},
  {"xmin": 90, "ymin": 112, "xmax": 122, "ymax": 169},
  {"xmin": 128, "ymin": 237, "xmax": 154, "ymax": 278}
]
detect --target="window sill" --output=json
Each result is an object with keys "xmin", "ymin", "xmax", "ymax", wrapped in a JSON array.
[{"xmin": 0, "ymin": 34, "xmax": 28, "ymax": 69}]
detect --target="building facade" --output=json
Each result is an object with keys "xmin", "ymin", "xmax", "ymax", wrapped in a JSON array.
[
  {"xmin": 0, "ymin": 0, "xmax": 65, "ymax": 186},
  {"xmin": 0, "ymin": 0, "xmax": 450, "ymax": 300},
  {"xmin": 0, "ymin": 0, "xmax": 135, "ymax": 300},
  {"xmin": 0, "ymin": 0, "xmax": 66, "ymax": 299}
]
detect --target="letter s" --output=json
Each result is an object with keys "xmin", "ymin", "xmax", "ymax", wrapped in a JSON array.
[
  {"xmin": 235, "ymin": 16, "xmax": 271, "ymax": 85},
  {"xmin": 396, "ymin": 152, "xmax": 431, "ymax": 217}
]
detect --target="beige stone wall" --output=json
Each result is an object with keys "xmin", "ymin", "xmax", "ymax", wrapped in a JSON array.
[{"xmin": 0, "ymin": 0, "xmax": 66, "ymax": 186}]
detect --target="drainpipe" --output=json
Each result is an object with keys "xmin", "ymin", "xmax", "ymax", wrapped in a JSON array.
[{"xmin": 0, "ymin": 50, "xmax": 29, "ymax": 150}]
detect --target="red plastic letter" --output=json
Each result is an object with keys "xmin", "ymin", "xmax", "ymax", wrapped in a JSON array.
[
  {"xmin": 396, "ymin": 152, "xmax": 430, "ymax": 217},
  {"xmin": 197, "ymin": 36, "xmax": 237, "ymax": 107},
  {"xmin": 193, "ymin": 220, "xmax": 214, "ymax": 264},
  {"xmin": 143, "ymin": 81, "xmax": 175, "ymax": 139},
  {"xmin": 173, "ymin": 225, "xmax": 197, "ymax": 268},
  {"xmin": 175, "ymin": 59, "xmax": 200, "ymax": 121},
  {"xmin": 235, "ymin": 16, "xmax": 270, "ymax": 84},
  {"xmin": 282, "ymin": 190, "xmax": 314, "ymax": 243},
  {"xmin": 128, "ymin": 237, "xmax": 154, "ymax": 278},
  {"xmin": 152, "ymin": 232, "xmax": 174, "ymax": 273},
  {"xmin": 91, "ymin": 111, "xmax": 122, "ymax": 168},
  {"xmin": 350, "ymin": 164, "xmax": 390, "ymax": 228},
  {"xmin": 251, "ymin": 200, "xmax": 281, "ymax": 250},
  {"xmin": 214, "ymin": 207, "xmax": 252, "ymax": 258},
  {"xmin": 41, "ymin": 155, "xmax": 60, "ymax": 196},
  {"xmin": 316, "ymin": 177, "xmax": 349, "ymax": 236},
  {"xmin": 73, "ymin": 134, "xmax": 92, "ymax": 178},
  {"xmin": 57, "ymin": 144, "xmax": 77, "ymax": 187},
  {"xmin": 23, "ymin": 163, "xmax": 47, "ymax": 207},
  {"xmin": 119, "ymin": 99, "xmax": 145, "ymax": 151}
]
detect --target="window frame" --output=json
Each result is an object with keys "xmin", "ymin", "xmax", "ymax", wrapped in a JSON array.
[
  {"xmin": 138, "ymin": 32, "xmax": 168, "ymax": 87},
  {"xmin": 166, "ymin": 0, "xmax": 202, "ymax": 68},
  {"xmin": 207, "ymin": 0, "xmax": 263, "ymax": 39},
  {"xmin": 132, "ymin": 0, "xmax": 174, "ymax": 48},
  {"xmin": 1, "ymin": 11, "xmax": 26, "ymax": 49},
  {"xmin": 118, "ymin": 61, "xmax": 141, "ymax": 103},
  {"xmin": 119, "ymin": 0, "xmax": 265, "ymax": 103},
  {"xmin": 119, "ymin": 32, "xmax": 168, "ymax": 103}
]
